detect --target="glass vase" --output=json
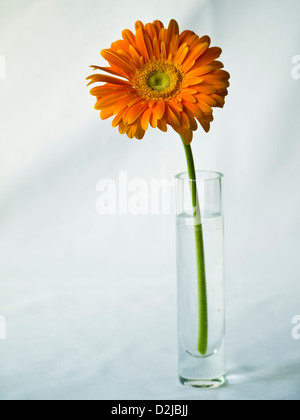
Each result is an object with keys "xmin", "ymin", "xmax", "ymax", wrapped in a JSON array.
[{"xmin": 175, "ymin": 171, "xmax": 225, "ymax": 389}]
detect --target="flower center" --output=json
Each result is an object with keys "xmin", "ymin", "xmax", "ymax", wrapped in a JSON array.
[
  {"xmin": 148, "ymin": 72, "xmax": 171, "ymax": 91},
  {"xmin": 134, "ymin": 60, "xmax": 184, "ymax": 101}
]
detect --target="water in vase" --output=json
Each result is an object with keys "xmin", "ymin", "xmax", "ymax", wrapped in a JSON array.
[{"xmin": 176, "ymin": 212, "xmax": 225, "ymax": 388}]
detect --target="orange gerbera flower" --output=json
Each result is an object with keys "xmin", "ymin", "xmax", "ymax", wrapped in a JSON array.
[{"xmin": 87, "ymin": 19, "xmax": 230, "ymax": 144}]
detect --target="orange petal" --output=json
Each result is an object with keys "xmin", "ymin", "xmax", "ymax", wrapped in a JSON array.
[
  {"xmin": 112, "ymin": 110, "xmax": 126, "ymax": 127},
  {"xmin": 198, "ymin": 119, "xmax": 211, "ymax": 133},
  {"xmin": 196, "ymin": 101, "xmax": 213, "ymax": 115},
  {"xmin": 128, "ymin": 96, "xmax": 144, "ymax": 107},
  {"xmin": 116, "ymin": 49, "xmax": 136, "ymax": 66},
  {"xmin": 126, "ymin": 124, "xmax": 136, "ymax": 139},
  {"xmin": 173, "ymin": 43, "xmax": 189, "ymax": 65},
  {"xmin": 125, "ymin": 116, "xmax": 146, "ymax": 140},
  {"xmin": 143, "ymin": 31, "xmax": 154, "ymax": 60},
  {"xmin": 126, "ymin": 120, "xmax": 145, "ymax": 140},
  {"xmin": 135, "ymin": 119, "xmax": 146, "ymax": 140},
  {"xmin": 96, "ymin": 91, "xmax": 125, "ymax": 108},
  {"xmin": 140, "ymin": 107, "xmax": 152, "ymax": 131},
  {"xmin": 153, "ymin": 100, "xmax": 166, "ymax": 120},
  {"xmin": 211, "ymin": 60, "xmax": 225, "ymax": 69},
  {"xmin": 135, "ymin": 21, "xmax": 144, "ymax": 31},
  {"xmin": 90, "ymin": 65, "xmax": 127, "ymax": 78},
  {"xmin": 149, "ymin": 113, "xmax": 157, "ymax": 128},
  {"xmin": 169, "ymin": 34, "xmax": 179, "ymax": 57},
  {"xmin": 182, "ymin": 42, "xmax": 210, "ymax": 73},
  {"xmin": 157, "ymin": 117, "xmax": 168, "ymax": 132},
  {"xmin": 180, "ymin": 88, "xmax": 198, "ymax": 95},
  {"xmin": 89, "ymin": 85, "xmax": 127, "ymax": 97},
  {"xmin": 86, "ymin": 74, "xmax": 131, "ymax": 87},
  {"xmin": 149, "ymin": 101, "xmax": 165, "ymax": 128},
  {"xmin": 166, "ymin": 20, "xmax": 179, "ymax": 54},
  {"xmin": 182, "ymin": 101, "xmax": 203, "ymax": 119},
  {"xmin": 100, "ymin": 107, "xmax": 115, "ymax": 119},
  {"xmin": 144, "ymin": 23, "xmax": 158, "ymax": 41},
  {"xmin": 168, "ymin": 99, "xmax": 182, "ymax": 119},
  {"xmin": 178, "ymin": 92, "xmax": 197, "ymax": 103},
  {"xmin": 129, "ymin": 44, "xmax": 142, "ymax": 64},
  {"xmin": 181, "ymin": 129, "xmax": 193, "ymax": 145},
  {"xmin": 101, "ymin": 49, "xmax": 135, "ymax": 75},
  {"xmin": 182, "ymin": 76, "xmax": 203, "ymax": 88},
  {"xmin": 211, "ymin": 94, "xmax": 225, "ymax": 107},
  {"xmin": 160, "ymin": 41, "xmax": 167, "ymax": 59},
  {"xmin": 166, "ymin": 105, "xmax": 181, "ymax": 127},
  {"xmin": 197, "ymin": 35, "xmax": 211, "ymax": 47},
  {"xmin": 180, "ymin": 111, "xmax": 190, "ymax": 129},
  {"xmin": 204, "ymin": 70, "xmax": 230, "ymax": 81},
  {"xmin": 123, "ymin": 102, "xmax": 148, "ymax": 124},
  {"xmin": 153, "ymin": 20, "xmax": 164, "ymax": 32},
  {"xmin": 195, "ymin": 94, "xmax": 217, "ymax": 107},
  {"xmin": 201, "ymin": 77, "xmax": 229, "ymax": 91},
  {"xmin": 185, "ymin": 109, "xmax": 198, "ymax": 131},
  {"xmin": 122, "ymin": 29, "xmax": 136, "ymax": 48},
  {"xmin": 158, "ymin": 28, "xmax": 168, "ymax": 44},
  {"xmin": 196, "ymin": 47, "xmax": 222, "ymax": 67},
  {"xmin": 113, "ymin": 95, "xmax": 137, "ymax": 114},
  {"xmin": 153, "ymin": 37, "xmax": 160, "ymax": 58},
  {"xmin": 178, "ymin": 30, "xmax": 195, "ymax": 45},
  {"xmin": 187, "ymin": 62, "xmax": 225, "ymax": 78},
  {"xmin": 111, "ymin": 40, "xmax": 129, "ymax": 54},
  {"xmin": 192, "ymin": 83, "xmax": 217, "ymax": 94},
  {"xmin": 186, "ymin": 65, "xmax": 217, "ymax": 78},
  {"xmin": 135, "ymin": 28, "xmax": 150, "ymax": 60},
  {"xmin": 119, "ymin": 121, "xmax": 130, "ymax": 135}
]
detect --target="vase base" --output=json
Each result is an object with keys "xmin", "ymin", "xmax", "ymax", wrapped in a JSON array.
[{"xmin": 179, "ymin": 375, "xmax": 226, "ymax": 389}]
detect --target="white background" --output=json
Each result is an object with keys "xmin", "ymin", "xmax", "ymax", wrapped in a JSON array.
[{"xmin": 0, "ymin": 0, "xmax": 300, "ymax": 400}]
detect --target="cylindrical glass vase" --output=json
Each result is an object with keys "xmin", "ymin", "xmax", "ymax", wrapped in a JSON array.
[{"xmin": 175, "ymin": 171, "xmax": 225, "ymax": 389}]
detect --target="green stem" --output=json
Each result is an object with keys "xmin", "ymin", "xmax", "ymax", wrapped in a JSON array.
[{"xmin": 181, "ymin": 137, "xmax": 208, "ymax": 355}]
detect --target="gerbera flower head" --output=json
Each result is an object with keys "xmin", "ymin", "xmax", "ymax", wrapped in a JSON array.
[{"xmin": 87, "ymin": 19, "xmax": 230, "ymax": 144}]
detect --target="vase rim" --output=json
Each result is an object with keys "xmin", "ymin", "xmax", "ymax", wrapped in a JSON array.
[{"xmin": 175, "ymin": 170, "xmax": 224, "ymax": 182}]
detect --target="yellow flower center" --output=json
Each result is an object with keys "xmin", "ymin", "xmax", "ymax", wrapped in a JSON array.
[
  {"xmin": 134, "ymin": 60, "xmax": 184, "ymax": 100},
  {"xmin": 148, "ymin": 72, "xmax": 171, "ymax": 91}
]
